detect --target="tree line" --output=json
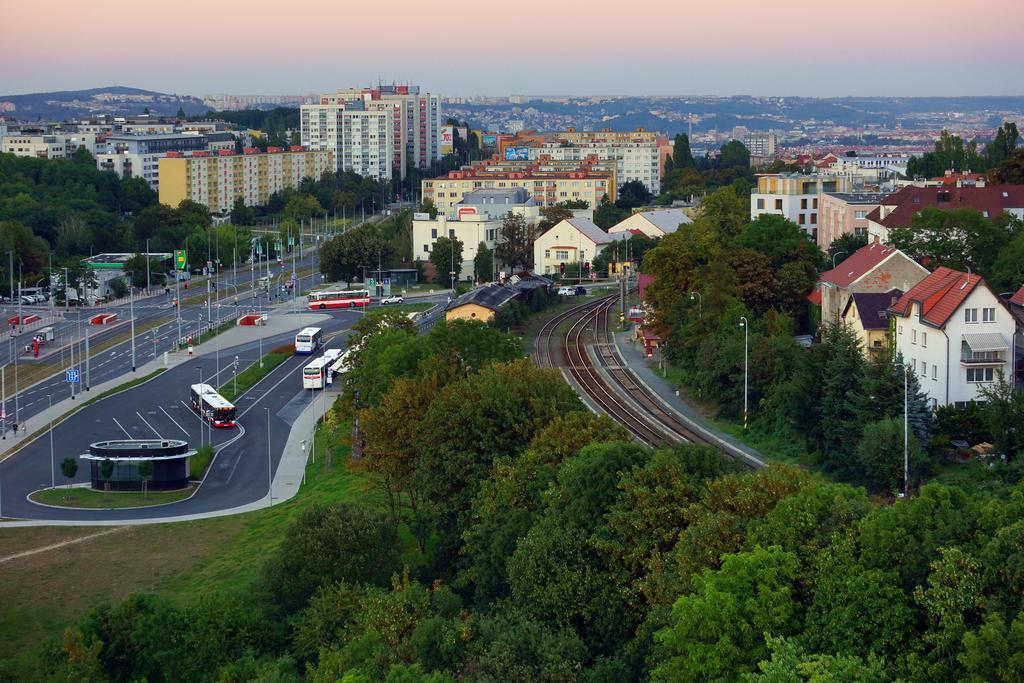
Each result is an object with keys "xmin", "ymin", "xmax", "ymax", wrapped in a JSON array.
[{"xmin": 34, "ymin": 310, "xmax": 1024, "ymax": 682}]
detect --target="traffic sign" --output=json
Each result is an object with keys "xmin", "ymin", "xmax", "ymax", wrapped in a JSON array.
[
  {"xmin": 290, "ymin": 271, "xmax": 297, "ymax": 281},
  {"xmin": 65, "ymin": 369, "xmax": 80, "ymax": 383},
  {"xmin": 174, "ymin": 250, "xmax": 187, "ymax": 270}
]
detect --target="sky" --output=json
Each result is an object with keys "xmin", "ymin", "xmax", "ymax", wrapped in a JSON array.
[{"xmin": 3, "ymin": 0, "xmax": 1024, "ymax": 98}]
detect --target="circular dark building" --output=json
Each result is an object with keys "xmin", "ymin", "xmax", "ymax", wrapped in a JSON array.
[{"xmin": 83, "ymin": 439, "xmax": 195, "ymax": 492}]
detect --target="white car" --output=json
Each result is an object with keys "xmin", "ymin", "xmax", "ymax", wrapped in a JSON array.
[
  {"xmin": 557, "ymin": 286, "xmax": 576, "ymax": 296},
  {"xmin": 380, "ymin": 295, "xmax": 404, "ymax": 305}
]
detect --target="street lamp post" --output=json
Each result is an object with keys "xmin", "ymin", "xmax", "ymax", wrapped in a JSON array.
[
  {"xmin": 689, "ymin": 291, "xmax": 702, "ymax": 319},
  {"xmin": 739, "ymin": 316, "xmax": 749, "ymax": 430},
  {"xmin": 196, "ymin": 366, "xmax": 204, "ymax": 446},
  {"xmin": 265, "ymin": 406, "xmax": 272, "ymax": 507},
  {"xmin": 129, "ymin": 286, "xmax": 136, "ymax": 372},
  {"xmin": 898, "ymin": 360, "xmax": 910, "ymax": 498},
  {"xmin": 831, "ymin": 251, "xmax": 848, "ymax": 270},
  {"xmin": 47, "ymin": 394, "xmax": 54, "ymax": 488}
]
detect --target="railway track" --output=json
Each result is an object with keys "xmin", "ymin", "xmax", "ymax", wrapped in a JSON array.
[{"xmin": 535, "ymin": 294, "xmax": 765, "ymax": 468}]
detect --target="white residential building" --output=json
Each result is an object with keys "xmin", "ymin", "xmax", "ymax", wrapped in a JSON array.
[
  {"xmin": 890, "ymin": 267, "xmax": 1017, "ymax": 408},
  {"xmin": 300, "ymin": 103, "xmax": 393, "ymax": 181},
  {"xmin": 533, "ymin": 217, "xmax": 626, "ymax": 277},
  {"xmin": 412, "ymin": 188, "xmax": 540, "ymax": 280},
  {"xmin": 1, "ymin": 133, "xmax": 69, "ymax": 159},
  {"xmin": 528, "ymin": 140, "xmax": 660, "ymax": 194},
  {"xmin": 750, "ymin": 173, "xmax": 854, "ymax": 240},
  {"xmin": 303, "ymin": 84, "xmax": 441, "ymax": 180}
]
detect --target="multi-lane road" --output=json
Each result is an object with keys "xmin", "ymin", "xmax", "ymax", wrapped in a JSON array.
[{"xmin": 0, "ymin": 249, "xmax": 320, "ymax": 437}]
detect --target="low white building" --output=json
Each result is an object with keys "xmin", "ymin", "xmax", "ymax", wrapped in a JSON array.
[
  {"xmin": 750, "ymin": 173, "xmax": 854, "ymax": 240},
  {"xmin": 412, "ymin": 188, "xmax": 540, "ymax": 280},
  {"xmin": 533, "ymin": 217, "xmax": 625, "ymax": 277},
  {"xmin": 889, "ymin": 267, "xmax": 1017, "ymax": 408},
  {"xmin": 608, "ymin": 208, "xmax": 692, "ymax": 238}
]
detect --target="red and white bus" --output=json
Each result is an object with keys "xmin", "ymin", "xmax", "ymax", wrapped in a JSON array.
[
  {"xmin": 307, "ymin": 289, "xmax": 371, "ymax": 310},
  {"xmin": 189, "ymin": 383, "xmax": 237, "ymax": 428}
]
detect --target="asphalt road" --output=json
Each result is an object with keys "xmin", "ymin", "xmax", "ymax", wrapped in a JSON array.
[
  {"xmin": 0, "ymin": 250, "xmax": 321, "ymax": 435},
  {"xmin": 0, "ymin": 309, "xmax": 358, "ymax": 521},
  {"xmin": 0, "ymin": 292, "xmax": 448, "ymax": 521}
]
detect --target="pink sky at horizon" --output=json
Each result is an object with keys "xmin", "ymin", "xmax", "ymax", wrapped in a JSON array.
[{"xmin": 3, "ymin": 0, "xmax": 1023, "ymax": 96}]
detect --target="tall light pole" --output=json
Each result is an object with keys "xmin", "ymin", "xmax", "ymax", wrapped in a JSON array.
[
  {"xmin": 689, "ymin": 291, "xmax": 702, "ymax": 319},
  {"xmin": 898, "ymin": 360, "xmax": 910, "ymax": 498},
  {"xmin": 129, "ymin": 286, "xmax": 136, "ymax": 372},
  {"xmin": 739, "ymin": 316, "xmax": 749, "ymax": 431},
  {"xmin": 196, "ymin": 366, "xmax": 204, "ymax": 446},
  {"xmin": 47, "ymin": 394, "xmax": 54, "ymax": 488},
  {"xmin": 145, "ymin": 239, "xmax": 151, "ymax": 294},
  {"xmin": 831, "ymin": 250, "xmax": 848, "ymax": 270},
  {"xmin": 265, "ymin": 406, "xmax": 272, "ymax": 507}
]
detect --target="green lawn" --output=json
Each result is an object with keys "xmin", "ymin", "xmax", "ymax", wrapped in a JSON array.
[
  {"xmin": 219, "ymin": 348, "xmax": 291, "ymax": 403},
  {"xmin": 29, "ymin": 485, "xmax": 196, "ymax": 509},
  {"xmin": 0, "ymin": 415, "xmax": 403, "ymax": 671}
]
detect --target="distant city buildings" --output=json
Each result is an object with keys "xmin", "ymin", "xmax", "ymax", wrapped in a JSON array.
[
  {"xmin": 744, "ymin": 131, "xmax": 777, "ymax": 161},
  {"xmin": 96, "ymin": 133, "xmax": 229, "ymax": 191},
  {"xmin": 158, "ymin": 147, "xmax": 334, "ymax": 214},
  {"xmin": 301, "ymin": 84, "xmax": 442, "ymax": 181}
]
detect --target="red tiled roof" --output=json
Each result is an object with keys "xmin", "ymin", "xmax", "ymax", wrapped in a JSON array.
[
  {"xmin": 870, "ymin": 185, "xmax": 1024, "ymax": 230},
  {"xmin": 1010, "ymin": 285, "xmax": 1024, "ymax": 307},
  {"xmin": 888, "ymin": 266, "xmax": 982, "ymax": 328},
  {"xmin": 818, "ymin": 243, "xmax": 900, "ymax": 288}
]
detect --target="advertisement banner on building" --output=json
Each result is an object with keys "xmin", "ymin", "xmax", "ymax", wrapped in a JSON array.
[
  {"xmin": 439, "ymin": 126, "xmax": 455, "ymax": 155},
  {"xmin": 482, "ymin": 134, "xmax": 498, "ymax": 148},
  {"xmin": 504, "ymin": 146, "xmax": 530, "ymax": 161}
]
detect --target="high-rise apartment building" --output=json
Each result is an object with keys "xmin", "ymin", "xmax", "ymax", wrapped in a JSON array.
[
  {"xmin": 301, "ymin": 84, "xmax": 441, "ymax": 181},
  {"xmin": 301, "ymin": 103, "xmax": 393, "ymax": 180},
  {"xmin": 744, "ymin": 132, "xmax": 777, "ymax": 160},
  {"xmin": 158, "ymin": 147, "xmax": 334, "ymax": 214}
]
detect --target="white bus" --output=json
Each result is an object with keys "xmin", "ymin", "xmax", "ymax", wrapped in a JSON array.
[
  {"xmin": 189, "ymin": 383, "xmax": 237, "ymax": 428},
  {"xmin": 295, "ymin": 327, "xmax": 323, "ymax": 355},
  {"xmin": 302, "ymin": 349, "xmax": 343, "ymax": 389},
  {"xmin": 307, "ymin": 289, "xmax": 371, "ymax": 310}
]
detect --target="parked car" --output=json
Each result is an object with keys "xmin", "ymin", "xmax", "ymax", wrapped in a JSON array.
[
  {"xmin": 574, "ymin": 286, "xmax": 587, "ymax": 296},
  {"xmin": 557, "ymin": 286, "xmax": 576, "ymax": 296},
  {"xmin": 381, "ymin": 294, "xmax": 404, "ymax": 305}
]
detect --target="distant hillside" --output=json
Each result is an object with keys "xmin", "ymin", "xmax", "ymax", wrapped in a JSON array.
[{"xmin": 0, "ymin": 86, "xmax": 206, "ymax": 121}]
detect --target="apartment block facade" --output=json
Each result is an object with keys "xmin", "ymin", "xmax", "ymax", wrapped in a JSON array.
[
  {"xmin": 750, "ymin": 173, "xmax": 854, "ymax": 240},
  {"xmin": 527, "ymin": 141, "xmax": 660, "ymax": 194},
  {"xmin": 301, "ymin": 84, "xmax": 440, "ymax": 180},
  {"xmin": 423, "ymin": 167, "xmax": 615, "ymax": 217},
  {"xmin": 158, "ymin": 147, "xmax": 334, "ymax": 214}
]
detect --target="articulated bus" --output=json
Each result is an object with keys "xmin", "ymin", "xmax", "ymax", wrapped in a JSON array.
[
  {"xmin": 189, "ymin": 383, "xmax": 237, "ymax": 428},
  {"xmin": 302, "ymin": 349, "xmax": 343, "ymax": 389},
  {"xmin": 294, "ymin": 327, "xmax": 323, "ymax": 354},
  {"xmin": 307, "ymin": 289, "xmax": 371, "ymax": 310}
]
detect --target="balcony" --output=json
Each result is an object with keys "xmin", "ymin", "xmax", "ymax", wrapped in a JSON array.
[{"xmin": 960, "ymin": 333, "xmax": 1009, "ymax": 365}]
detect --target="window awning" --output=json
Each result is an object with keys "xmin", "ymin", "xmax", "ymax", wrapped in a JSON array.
[{"xmin": 962, "ymin": 332, "xmax": 1009, "ymax": 352}]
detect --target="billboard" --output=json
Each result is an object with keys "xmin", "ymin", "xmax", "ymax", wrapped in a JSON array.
[
  {"xmin": 482, "ymin": 134, "xmax": 497, "ymax": 148},
  {"xmin": 439, "ymin": 125, "xmax": 455, "ymax": 155},
  {"xmin": 504, "ymin": 146, "xmax": 530, "ymax": 161}
]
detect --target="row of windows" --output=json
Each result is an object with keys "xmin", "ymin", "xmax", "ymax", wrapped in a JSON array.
[{"xmin": 964, "ymin": 307, "xmax": 996, "ymax": 323}]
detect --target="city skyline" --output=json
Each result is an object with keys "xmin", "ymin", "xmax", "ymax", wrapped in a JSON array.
[{"xmin": 3, "ymin": 0, "xmax": 1024, "ymax": 98}]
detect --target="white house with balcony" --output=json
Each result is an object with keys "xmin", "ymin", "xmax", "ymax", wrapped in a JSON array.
[{"xmin": 889, "ymin": 267, "xmax": 1017, "ymax": 408}]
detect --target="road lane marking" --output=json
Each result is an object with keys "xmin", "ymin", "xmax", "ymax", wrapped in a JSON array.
[
  {"xmin": 111, "ymin": 417, "xmax": 132, "ymax": 438},
  {"xmin": 136, "ymin": 411, "xmax": 162, "ymax": 439},
  {"xmin": 159, "ymin": 406, "xmax": 191, "ymax": 436}
]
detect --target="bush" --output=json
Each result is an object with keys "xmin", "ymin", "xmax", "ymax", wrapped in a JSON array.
[
  {"xmin": 264, "ymin": 503, "xmax": 401, "ymax": 614},
  {"xmin": 108, "ymin": 277, "xmax": 128, "ymax": 299}
]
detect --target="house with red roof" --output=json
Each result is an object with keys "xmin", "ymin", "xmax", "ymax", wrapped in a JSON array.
[
  {"xmin": 866, "ymin": 185, "xmax": 1024, "ymax": 243},
  {"xmin": 888, "ymin": 267, "xmax": 1017, "ymax": 408},
  {"xmin": 817, "ymin": 243, "xmax": 928, "ymax": 323}
]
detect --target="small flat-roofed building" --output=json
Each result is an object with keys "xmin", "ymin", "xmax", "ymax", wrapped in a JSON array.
[{"xmin": 82, "ymin": 439, "xmax": 195, "ymax": 491}]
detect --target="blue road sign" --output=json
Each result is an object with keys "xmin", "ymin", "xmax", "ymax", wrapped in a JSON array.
[{"xmin": 65, "ymin": 369, "xmax": 79, "ymax": 383}]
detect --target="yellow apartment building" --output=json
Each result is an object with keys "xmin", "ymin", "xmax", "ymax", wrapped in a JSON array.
[{"xmin": 159, "ymin": 147, "xmax": 334, "ymax": 214}]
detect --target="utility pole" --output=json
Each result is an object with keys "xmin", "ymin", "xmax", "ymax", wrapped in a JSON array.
[
  {"xmin": 129, "ymin": 287, "xmax": 136, "ymax": 372},
  {"xmin": 739, "ymin": 316, "xmax": 749, "ymax": 430},
  {"xmin": 47, "ymin": 394, "xmax": 54, "ymax": 487},
  {"xmin": 145, "ymin": 239, "xmax": 151, "ymax": 294},
  {"xmin": 175, "ymin": 261, "xmax": 181, "ymax": 347},
  {"xmin": 266, "ymin": 407, "xmax": 272, "ymax": 507},
  {"xmin": 1, "ymin": 366, "xmax": 5, "ymax": 439}
]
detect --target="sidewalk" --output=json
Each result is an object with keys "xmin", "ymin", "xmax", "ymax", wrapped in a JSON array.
[
  {"xmin": 0, "ymin": 305, "xmax": 330, "ymax": 460},
  {"xmin": 612, "ymin": 329, "xmax": 766, "ymax": 468},
  {"xmin": 0, "ymin": 385, "xmax": 336, "ymax": 527}
]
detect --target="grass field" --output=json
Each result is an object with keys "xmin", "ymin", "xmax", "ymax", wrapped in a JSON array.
[
  {"xmin": 218, "ymin": 348, "xmax": 291, "ymax": 403},
  {"xmin": 0, "ymin": 415, "xmax": 401, "ymax": 672},
  {"xmin": 29, "ymin": 485, "xmax": 196, "ymax": 509}
]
